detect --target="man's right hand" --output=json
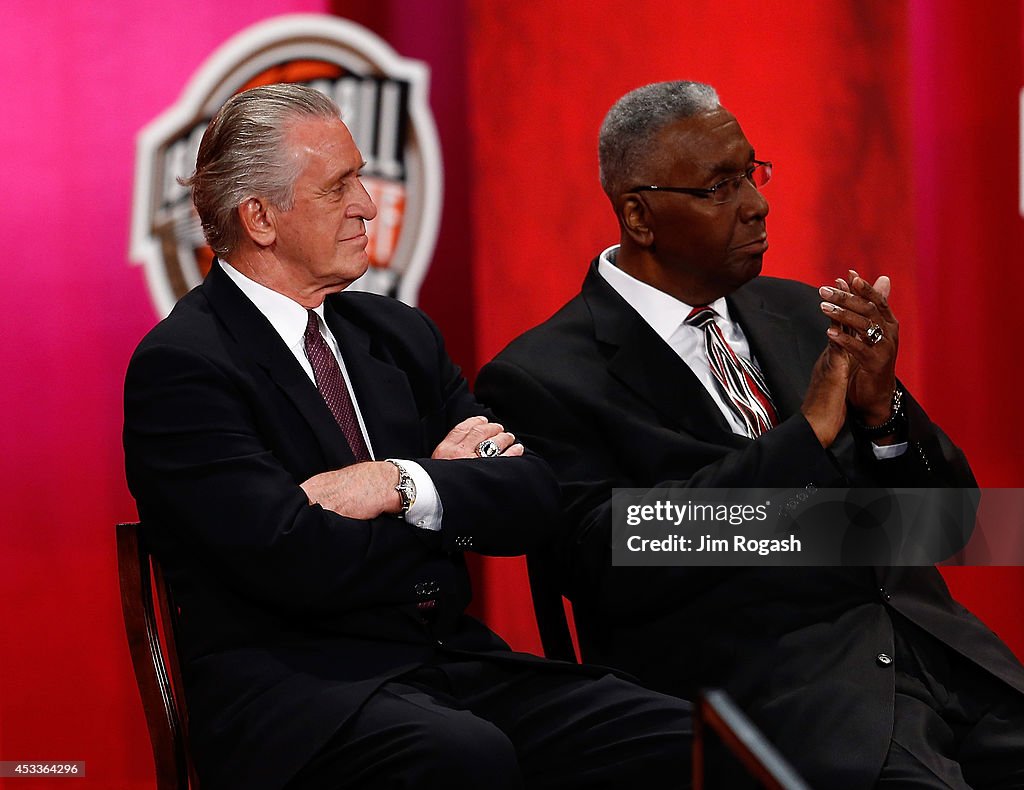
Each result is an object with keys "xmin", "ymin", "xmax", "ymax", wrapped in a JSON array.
[
  {"xmin": 801, "ymin": 342, "xmax": 853, "ymax": 448},
  {"xmin": 301, "ymin": 461, "xmax": 402, "ymax": 519},
  {"xmin": 301, "ymin": 417, "xmax": 522, "ymax": 521},
  {"xmin": 431, "ymin": 415, "xmax": 523, "ymax": 459}
]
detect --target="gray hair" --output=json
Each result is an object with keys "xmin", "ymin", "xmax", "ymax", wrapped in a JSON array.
[
  {"xmin": 182, "ymin": 83, "xmax": 341, "ymax": 257},
  {"xmin": 598, "ymin": 80, "xmax": 721, "ymax": 199}
]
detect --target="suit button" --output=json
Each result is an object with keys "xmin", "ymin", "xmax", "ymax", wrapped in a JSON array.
[
  {"xmin": 435, "ymin": 638, "xmax": 445, "ymax": 647},
  {"xmin": 876, "ymin": 653, "xmax": 893, "ymax": 667}
]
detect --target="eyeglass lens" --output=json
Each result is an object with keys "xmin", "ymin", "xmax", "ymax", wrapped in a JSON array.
[{"xmin": 712, "ymin": 162, "xmax": 771, "ymax": 204}]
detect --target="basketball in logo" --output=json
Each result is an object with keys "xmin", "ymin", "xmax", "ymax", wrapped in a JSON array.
[{"xmin": 131, "ymin": 14, "xmax": 442, "ymax": 316}]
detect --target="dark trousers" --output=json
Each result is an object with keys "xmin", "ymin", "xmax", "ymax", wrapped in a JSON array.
[
  {"xmin": 285, "ymin": 657, "xmax": 693, "ymax": 789},
  {"xmin": 876, "ymin": 614, "xmax": 1024, "ymax": 789}
]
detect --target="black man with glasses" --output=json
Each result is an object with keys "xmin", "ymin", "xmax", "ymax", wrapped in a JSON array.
[{"xmin": 477, "ymin": 81, "xmax": 1024, "ymax": 789}]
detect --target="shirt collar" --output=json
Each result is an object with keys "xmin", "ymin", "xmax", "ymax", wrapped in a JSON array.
[
  {"xmin": 596, "ymin": 244, "xmax": 731, "ymax": 342},
  {"xmin": 218, "ymin": 258, "xmax": 325, "ymax": 349}
]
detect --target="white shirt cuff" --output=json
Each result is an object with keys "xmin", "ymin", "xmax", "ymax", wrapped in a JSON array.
[
  {"xmin": 871, "ymin": 441, "xmax": 908, "ymax": 460},
  {"xmin": 394, "ymin": 459, "xmax": 442, "ymax": 531}
]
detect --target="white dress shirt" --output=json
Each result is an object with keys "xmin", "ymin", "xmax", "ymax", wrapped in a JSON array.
[
  {"xmin": 219, "ymin": 259, "xmax": 443, "ymax": 529},
  {"xmin": 598, "ymin": 244, "xmax": 759, "ymax": 436},
  {"xmin": 597, "ymin": 245, "xmax": 905, "ymax": 458}
]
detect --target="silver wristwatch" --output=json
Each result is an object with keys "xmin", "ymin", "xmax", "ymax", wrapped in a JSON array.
[{"xmin": 385, "ymin": 459, "xmax": 417, "ymax": 516}]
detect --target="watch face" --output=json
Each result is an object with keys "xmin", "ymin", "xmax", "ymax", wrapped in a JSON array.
[{"xmin": 395, "ymin": 470, "xmax": 415, "ymax": 512}]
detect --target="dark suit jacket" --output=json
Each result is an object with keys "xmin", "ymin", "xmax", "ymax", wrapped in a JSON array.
[
  {"xmin": 123, "ymin": 262, "xmax": 562, "ymax": 790},
  {"xmin": 476, "ymin": 261, "xmax": 1024, "ymax": 789}
]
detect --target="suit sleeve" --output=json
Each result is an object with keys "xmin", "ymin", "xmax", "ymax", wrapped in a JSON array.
[
  {"xmin": 850, "ymin": 386, "xmax": 978, "ymax": 488},
  {"xmin": 476, "ymin": 356, "xmax": 976, "ymax": 618},
  {"xmin": 477, "ymin": 357, "xmax": 834, "ymax": 617},
  {"xmin": 403, "ymin": 307, "xmax": 562, "ymax": 557}
]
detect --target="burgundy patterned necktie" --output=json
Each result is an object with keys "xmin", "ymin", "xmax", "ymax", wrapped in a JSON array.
[
  {"xmin": 303, "ymin": 310, "xmax": 372, "ymax": 462},
  {"xmin": 685, "ymin": 306, "xmax": 778, "ymax": 438}
]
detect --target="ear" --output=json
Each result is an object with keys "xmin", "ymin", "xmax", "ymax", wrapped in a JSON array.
[
  {"xmin": 619, "ymin": 194, "xmax": 655, "ymax": 248},
  {"xmin": 237, "ymin": 197, "xmax": 277, "ymax": 248}
]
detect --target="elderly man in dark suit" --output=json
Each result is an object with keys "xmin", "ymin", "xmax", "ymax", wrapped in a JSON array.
[
  {"xmin": 476, "ymin": 80, "xmax": 1024, "ymax": 789},
  {"xmin": 123, "ymin": 83, "xmax": 692, "ymax": 790}
]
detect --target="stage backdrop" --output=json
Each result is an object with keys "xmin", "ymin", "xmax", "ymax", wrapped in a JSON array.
[{"xmin": 1, "ymin": 1, "xmax": 1021, "ymax": 787}]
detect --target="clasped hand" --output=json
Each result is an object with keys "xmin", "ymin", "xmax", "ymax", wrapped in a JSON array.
[
  {"xmin": 802, "ymin": 270, "xmax": 900, "ymax": 447},
  {"xmin": 820, "ymin": 269, "xmax": 899, "ymax": 426}
]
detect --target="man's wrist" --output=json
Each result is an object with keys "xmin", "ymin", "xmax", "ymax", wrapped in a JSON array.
[
  {"xmin": 384, "ymin": 459, "xmax": 416, "ymax": 516},
  {"xmin": 859, "ymin": 405, "xmax": 893, "ymax": 428},
  {"xmin": 853, "ymin": 386, "xmax": 906, "ymax": 440}
]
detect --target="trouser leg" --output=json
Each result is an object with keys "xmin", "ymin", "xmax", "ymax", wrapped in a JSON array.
[
  {"xmin": 285, "ymin": 680, "xmax": 525, "ymax": 790},
  {"xmin": 876, "ymin": 613, "xmax": 1024, "ymax": 789},
  {"xmin": 434, "ymin": 659, "xmax": 693, "ymax": 789}
]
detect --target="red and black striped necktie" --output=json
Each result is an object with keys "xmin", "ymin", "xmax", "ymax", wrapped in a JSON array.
[{"xmin": 685, "ymin": 306, "xmax": 778, "ymax": 438}]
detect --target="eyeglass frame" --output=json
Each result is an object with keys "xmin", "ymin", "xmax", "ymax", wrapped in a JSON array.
[{"xmin": 629, "ymin": 160, "xmax": 772, "ymax": 205}]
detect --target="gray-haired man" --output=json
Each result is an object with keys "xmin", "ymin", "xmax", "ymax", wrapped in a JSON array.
[
  {"xmin": 124, "ymin": 83, "xmax": 693, "ymax": 790},
  {"xmin": 478, "ymin": 80, "xmax": 1024, "ymax": 789}
]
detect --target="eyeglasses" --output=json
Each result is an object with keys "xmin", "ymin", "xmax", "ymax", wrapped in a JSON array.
[{"xmin": 630, "ymin": 160, "xmax": 772, "ymax": 205}]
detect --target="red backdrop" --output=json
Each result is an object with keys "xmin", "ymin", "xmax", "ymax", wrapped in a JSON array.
[{"xmin": 1, "ymin": 1, "xmax": 1021, "ymax": 787}]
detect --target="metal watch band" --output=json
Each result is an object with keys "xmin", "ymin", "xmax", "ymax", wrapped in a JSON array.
[
  {"xmin": 385, "ymin": 459, "xmax": 416, "ymax": 516},
  {"xmin": 855, "ymin": 386, "xmax": 906, "ymax": 439}
]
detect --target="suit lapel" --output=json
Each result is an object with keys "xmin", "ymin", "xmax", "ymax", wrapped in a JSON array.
[
  {"xmin": 202, "ymin": 262, "xmax": 356, "ymax": 469},
  {"xmin": 728, "ymin": 284, "xmax": 819, "ymax": 422},
  {"xmin": 582, "ymin": 263, "xmax": 740, "ymax": 445},
  {"xmin": 322, "ymin": 299, "xmax": 422, "ymax": 460}
]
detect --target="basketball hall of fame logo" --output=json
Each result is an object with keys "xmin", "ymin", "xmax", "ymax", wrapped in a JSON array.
[{"xmin": 131, "ymin": 14, "xmax": 443, "ymax": 317}]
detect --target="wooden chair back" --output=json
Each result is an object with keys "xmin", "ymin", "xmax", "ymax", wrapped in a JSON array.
[{"xmin": 116, "ymin": 521, "xmax": 199, "ymax": 790}]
